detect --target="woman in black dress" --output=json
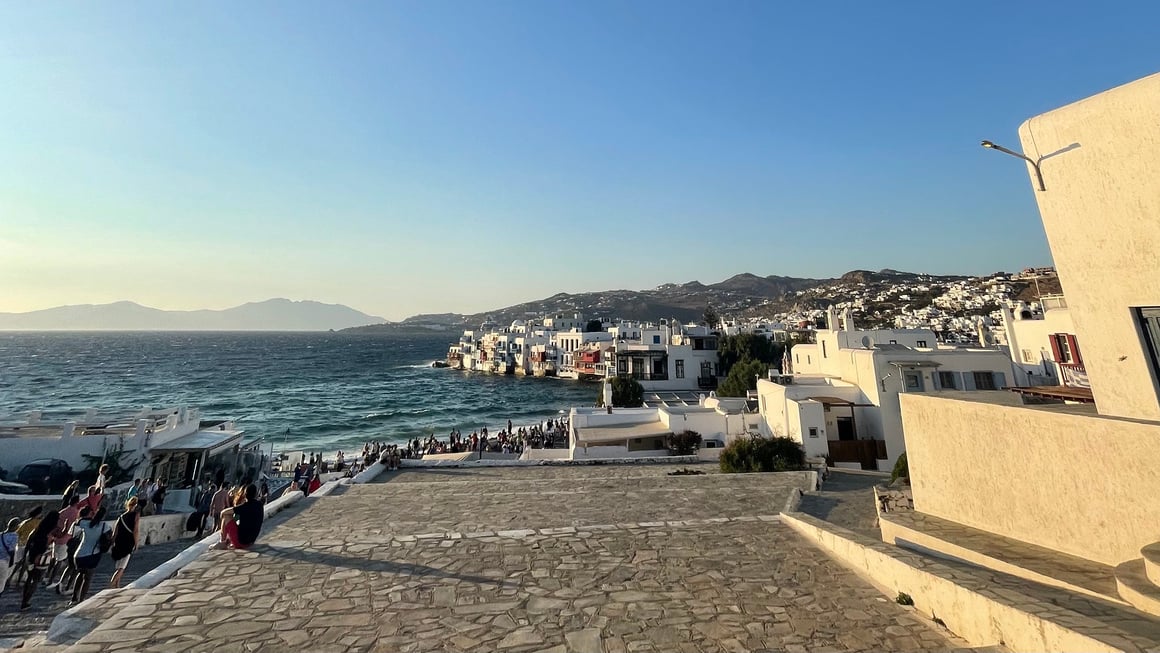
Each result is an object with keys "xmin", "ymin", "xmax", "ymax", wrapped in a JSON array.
[{"xmin": 108, "ymin": 497, "xmax": 140, "ymax": 588}]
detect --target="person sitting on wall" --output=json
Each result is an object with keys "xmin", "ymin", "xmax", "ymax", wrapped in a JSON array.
[{"xmin": 213, "ymin": 484, "xmax": 264, "ymax": 551}]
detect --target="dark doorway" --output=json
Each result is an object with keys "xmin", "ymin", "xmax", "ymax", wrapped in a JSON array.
[{"xmin": 836, "ymin": 416, "xmax": 855, "ymax": 441}]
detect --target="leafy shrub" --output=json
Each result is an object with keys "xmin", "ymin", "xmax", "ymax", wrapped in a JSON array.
[
  {"xmin": 719, "ymin": 436, "xmax": 806, "ymax": 473},
  {"xmin": 666, "ymin": 430, "xmax": 702, "ymax": 455},
  {"xmin": 891, "ymin": 452, "xmax": 909, "ymax": 483}
]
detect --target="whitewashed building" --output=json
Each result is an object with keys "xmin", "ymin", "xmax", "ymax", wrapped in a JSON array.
[
  {"xmin": 999, "ymin": 297, "xmax": 1090, "ymax": 394},
  {"xmin": 758, "ymin": 306, "xmax": 1017, "ymax": 471}
]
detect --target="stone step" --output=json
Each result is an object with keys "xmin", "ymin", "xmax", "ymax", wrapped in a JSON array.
[
  {"xmin": 1114, "ymin": 558, "xmax": 1160, "ymax": 617},
  {"xmin": 1140, "ymin": 542, "xmax": 1160, "ymax": 587}
]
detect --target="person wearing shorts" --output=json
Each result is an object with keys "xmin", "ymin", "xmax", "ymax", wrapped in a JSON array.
[
  {"xmin": 108, "ymin": 497, "xmax": 140, "ymax": 589},
  {"xmin": 46, "ymin": 495, "xmax": 80, "ymax": 587}
]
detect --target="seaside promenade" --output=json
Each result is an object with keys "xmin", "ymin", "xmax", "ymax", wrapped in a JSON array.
[{"xmin": 24, "ymin": 464, "xmax": 968, "ymax": 653}]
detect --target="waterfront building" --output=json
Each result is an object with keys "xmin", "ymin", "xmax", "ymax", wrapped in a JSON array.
[
  {"xmin": 757, "ymin": 305, "xmax": 1017, "ymax": 471},
  {"xmin": 606, "ymin": 321, "xmax": 720, "ymax": 391},
  {"xmin": 889, "ymin": 72, "xmax": 1160, "ymax": 617},
  {"xmin": 447, "ymin": 314, "xmax": 723, "ymax": 391}
]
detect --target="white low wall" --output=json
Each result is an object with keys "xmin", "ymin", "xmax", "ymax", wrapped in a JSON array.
[
  {"xmin": 781, "ymin": 511, "xmax": 1133, "ymax": 653},
  {"xmin": 401, "ymin": 455, "xmax": 704, "ymax": 468},
  {"xmin": 902, "ymin": 393, "xmax": 1160, "ymax": 566},
  {"xmin": 520, "ymin": 449, "xmax": 571, "ymax": 461}
]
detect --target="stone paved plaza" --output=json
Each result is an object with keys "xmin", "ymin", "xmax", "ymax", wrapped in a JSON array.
[{"xmin": 55, "ymin": 464, "xmax": 964, "ymax": 653}]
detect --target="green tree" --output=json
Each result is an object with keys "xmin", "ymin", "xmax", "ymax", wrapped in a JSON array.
[
  {"xmin": 585, "ymin": 319, "xmax": 604, "ymax": 333},
  {"xmin": 717, "ymin": 359, "xmax": 768, "ymax": 397},
  {"xmin": 717, "ymin": 334, "xmax": 785, "ymax": 377},
  {"xmin": 702, "ymin": 306, "xmax": 719, "ymax": 329},
  {"xmin": 667, "ymin": 430, "xmax": 702, "ymax": 455},
  {"xmin": 596, "ymin": 376, "xmax": 646, "ymax": 408}
]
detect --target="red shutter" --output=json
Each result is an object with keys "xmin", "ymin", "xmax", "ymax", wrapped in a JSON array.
[
  {"xmin": 1066, "ymin": 334, "xmax": 1083, "ymax": 366},
  {"xmin": 1048, "ymin": 334, "xmax": 1063, "ymax": 362}
]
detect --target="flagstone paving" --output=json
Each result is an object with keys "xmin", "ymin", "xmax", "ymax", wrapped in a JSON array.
[{"xmin": 54, "ymin": 464, "xmax": 968, "ymax": 652}]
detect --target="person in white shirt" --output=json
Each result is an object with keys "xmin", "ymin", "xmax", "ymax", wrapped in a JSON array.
[{"xmin": 95, "ymin": 464, "xmax": 110, "ymax": 493}]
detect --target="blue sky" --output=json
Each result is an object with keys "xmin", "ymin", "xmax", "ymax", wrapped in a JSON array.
[{"xmin": 1, "ymin": 2, "xmax": 1157, "ymax": 320}]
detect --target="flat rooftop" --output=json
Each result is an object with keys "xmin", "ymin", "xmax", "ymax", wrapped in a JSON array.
[{"xmin": 60, "ymin": 463, "xmax": 960, "ymax": 652}]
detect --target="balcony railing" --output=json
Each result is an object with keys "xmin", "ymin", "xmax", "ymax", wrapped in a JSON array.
[
  {"xmin": 1060, "ymin": 363, "xmax": 1090, "ymax": 389},
  {"xmin": 697, "ymin": 376, "xmax": 718, "ymax": 390}
]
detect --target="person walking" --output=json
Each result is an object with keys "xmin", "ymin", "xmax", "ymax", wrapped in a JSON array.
[
  {"xmin": 150, "ymin": 481, "xmax": 167, "ymax": 515},
  {"xmin": 210, "ymin": 483, "xmax": 230, "ymax": 533},
  {"xmin": 95, "ymin": 464, "xmax": 111, "ymax": 493},
  {"xmin": 48, "ymin": 506, "xmax": 90, "ymax": 596},
  {"xmin": 194, "ymin": 484, "xmax": 214, "ymax": 537},
  {"xmin": 108, "ymin": 498, "xmax": 140, "ymax": 588},
  {"xmin": 125, "ymin": 478, "xmax": 142, "ymax": 502},
  {"xmin": 45, "ymin": 495, "xmax": 81, "ymax": 588},
  {"xmin": 69, "ymin": 506, "xmax": 109, "ymax": 606},
  {"xmin": 0, "ymin": 518, "xmax": 19, "ymax": 594},
  {"xmin": 20, "ymin": 510, "xmax": 59, "ymax": 611},
  {"xmin": 11, "ymin": 506, "xmax": 43, "ymax": 585}
]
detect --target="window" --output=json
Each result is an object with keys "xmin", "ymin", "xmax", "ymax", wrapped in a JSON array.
[
  {"xmin": 1139, "ymin": 308, "xmax": 1160, "ymax": 384},
  {"xmin": 904, "ymin": 372, "xmax": 923, "ymax": 391},
  {"xmin": 973, "ymin": 371, "xmax": 997, "ymax": 390},
  {"xmin": 675, "ymin": 359, "xmax": 685, "ymax": 379},
  {"xmin": 916, "ymin": 340, "xmax": 927, "ymax": 348},
  {"xmin": 808, "ymin": 427, "xmax": 819, "ymax": 438},
  {"xmin": 889, "ymin": 339, "xmax": 898, "ymax": 344},
  {"xmin": 1051, "ymin": 334, "xmax": 1074, "ymax": 363},
  {"xmin": 1021, "ymin": 349, "xmax": 1037, "ymax": 364},
  {"xmin": 938, "ymin": 371, "xmax": 957, "ymax": 389},
  {"xmin": 822, "ymin": 341, "xmax": 828, "ymax": 358},
  {"xmin": 653, "ymin": 335, "xmax": 661, "ymax": 344},
  {"xmin": 807, "ymin": 355, "xmax": 811, "ymax": 364}
]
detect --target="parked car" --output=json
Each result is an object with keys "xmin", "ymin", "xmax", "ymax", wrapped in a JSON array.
[
  {"xmin": 17, "ymin": 459, "xmax": 74, "ymax": 494},
  {"xmin": 0, "ymin": 480, "xmax": 31, "ymax": 495}
]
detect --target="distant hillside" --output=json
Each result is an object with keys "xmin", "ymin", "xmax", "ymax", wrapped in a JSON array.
[{"xmin": 0, "ymin": 299, "xmax": 386, "ymax": 331}]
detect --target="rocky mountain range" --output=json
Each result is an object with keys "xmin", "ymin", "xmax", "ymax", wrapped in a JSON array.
[
  {"xmin": 354, "ymin": 269, "xmax": 1045, "ymax": 333},
  {"xmin": 0, "ymin": 299, "xmax": 385, "ymax": 331}
]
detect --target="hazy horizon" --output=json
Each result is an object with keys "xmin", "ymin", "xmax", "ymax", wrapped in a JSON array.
[
  {"xmin": 4, "ymin": 2, "xmax": 1155, "ymax": 320},
  {"xmin": 2, "ymin": 264, "xmax": 1034, "ymax": 321}
]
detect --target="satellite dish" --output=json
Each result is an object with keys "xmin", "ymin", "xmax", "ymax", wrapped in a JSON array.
[{"xmin": 861, "ymin": 335, "xmax": 872, "ymax": 348}]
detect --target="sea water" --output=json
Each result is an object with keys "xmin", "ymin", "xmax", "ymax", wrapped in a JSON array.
[{"xmin": 0, "ymin": 332, "xmax": 597, "ymax": 453}]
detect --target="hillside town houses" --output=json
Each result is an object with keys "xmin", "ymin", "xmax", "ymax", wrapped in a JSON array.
[{"xmin": 444, "ymin": 290, "xmax": 1082, "ymax": 468}]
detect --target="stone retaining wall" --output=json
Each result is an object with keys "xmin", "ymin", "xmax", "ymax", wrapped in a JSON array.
[{"xmin": 874, "ymin": 484, "xmax": 914, "ymax": 519}]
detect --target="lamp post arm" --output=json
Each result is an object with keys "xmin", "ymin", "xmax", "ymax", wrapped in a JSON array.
[{"xmin": 987, "ymin": 143, "xmax": 1047, "ymax": 192}]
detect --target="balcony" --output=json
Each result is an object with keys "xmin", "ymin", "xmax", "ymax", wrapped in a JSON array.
[{"xmin": 1060, "ymin": 363, "xmax": 1090, "ymax": 389}]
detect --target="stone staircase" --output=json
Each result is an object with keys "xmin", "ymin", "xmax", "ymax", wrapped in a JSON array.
[{"xmin": 1113, "ymin": 542, "xmax": 1160, "ymax": 616}]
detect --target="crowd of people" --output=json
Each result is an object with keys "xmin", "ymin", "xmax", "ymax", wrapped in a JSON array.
[
  {"xmin": 396, "ymin": 417, "xmax": 571, "ymax": 458},
  {"xmin": 0, "ymin": 465, "xmax": 142, "ymax": 611},
  {"xmin": 0, "ymin": 464, "xmax": 269, "ymax": 613}
]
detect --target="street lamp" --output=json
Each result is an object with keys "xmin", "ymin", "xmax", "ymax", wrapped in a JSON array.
[{"xmin": 981, "ymin": 140, "xmax": 1046, "ymax": 191}]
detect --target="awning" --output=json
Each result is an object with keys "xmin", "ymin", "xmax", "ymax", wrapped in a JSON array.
[
  {"xmin": 150, "ymin": 430, "xmax": 243, "ymax": 456},
  {"xmin": 889, "ymin": 360, "xmax": 943, "ymax": 368},
  {"xmin": 576, "ymin": 421, "xmax": 672, "ymax": 445},
  {"xmin": 808, "ymin": 396, "xmax": 875, "ymax": 407}
]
